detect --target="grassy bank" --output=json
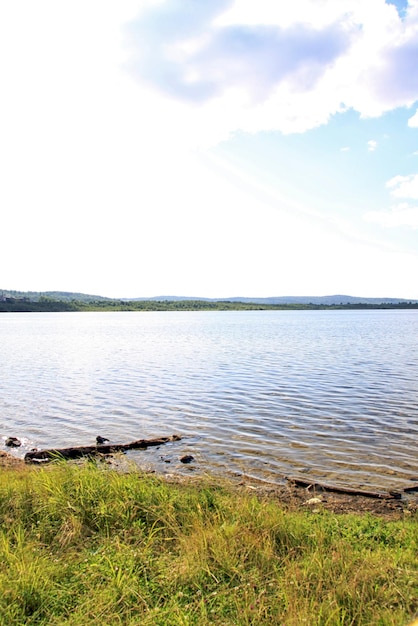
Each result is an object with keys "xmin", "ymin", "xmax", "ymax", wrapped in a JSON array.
[{"xmin": 1, "ymin": 462, "xmax": 417, "ymax": 625}]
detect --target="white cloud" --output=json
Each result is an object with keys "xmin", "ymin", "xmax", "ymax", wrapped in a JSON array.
[
  {"xmin": 127, "ymin": 2, "xmax": 351, "ymax": 103},
  {"xmin": 366, "ymin": 171, "xmax": 418, "ymax": 229},
  {"xmin": 123, "ymin": 0, "xmax": 418, "ymax": 139},
  {"xmin": 387, "ymin": 173, "xmax": 418, "ymax": 199},
  {"xmin": 367, "ymin": 139, "xmax": 378, "ymax": 151},
  {"xmin": 362, "ymin": 166, "xmax": 418, "ymax": 230},
  {"xmin": 408, "ymin": 108, "xmax": 418, "ymax": 126}
]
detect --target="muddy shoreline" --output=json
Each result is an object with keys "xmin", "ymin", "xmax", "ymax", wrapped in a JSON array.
[{"xmin": 2, "ymin": 449, "xmax": 417, "ymax": 520}]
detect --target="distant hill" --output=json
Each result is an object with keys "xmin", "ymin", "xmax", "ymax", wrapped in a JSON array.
[
  {"xmin": 0, "ymin": 290, "xmax": 110, "ymax": 302},
  {"xmin": 224, "ymin": 295, "xmax": 418, "ymax": 305},
  {"xmin": 1, "ymin": 290, "xmax": 417, "ymax": 306},
  {"xmin": 130, "ymin": 294, "xmax": 418, "ymax": 305}
]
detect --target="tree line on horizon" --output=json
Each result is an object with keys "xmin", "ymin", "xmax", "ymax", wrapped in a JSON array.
[{"xmin": 1, "ymin": 295, "xmax": 417, "ymax": 312}]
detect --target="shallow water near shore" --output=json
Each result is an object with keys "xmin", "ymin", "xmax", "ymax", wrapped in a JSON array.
[{"xmin": 1, "ymin": 310, "xmax": 417, "ymax": 492}]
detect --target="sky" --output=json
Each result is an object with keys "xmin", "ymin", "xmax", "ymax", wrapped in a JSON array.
[{"xmin": 1, "ymin": 0, "xmax": 418, "ymax": 299}]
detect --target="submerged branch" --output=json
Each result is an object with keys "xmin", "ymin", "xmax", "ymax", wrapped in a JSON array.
[{"xmin": 287, "ymin": 476, "xmax": 404, "ymax": 499}]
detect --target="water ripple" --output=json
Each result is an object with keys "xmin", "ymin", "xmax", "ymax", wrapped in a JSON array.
[{"xmin": 1, "ymin": 310, "xmax": 418, "ymax": 491}]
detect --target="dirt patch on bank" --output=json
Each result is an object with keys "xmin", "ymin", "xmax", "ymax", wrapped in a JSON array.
[
  {"xmin": 155, "ymin": 469, "xmax": 417, "ymax": 520},
  {"xmin": 160, "ymin": 470, "xmax": 418, "ymax": 520},
  {"xmin": 0, "ymin": 450, "xmax": 26, "ymax": 469},
  {"xmin": 234, "ymin": 480, "xmax": 416, "ymax": 520}
]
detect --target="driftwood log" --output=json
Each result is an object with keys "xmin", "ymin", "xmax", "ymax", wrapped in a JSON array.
[
  {"xmin": 24, "ymin": 435, "xmax": 181, "ymax": 464},
  {"xmin": 286, "ymin": 476, "xmax": 403, "ymax": 500}
]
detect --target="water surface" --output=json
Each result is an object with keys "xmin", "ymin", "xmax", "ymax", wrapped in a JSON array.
[{"xmin": 1, "ymin": 310, "xmax": 417, "ymax": 492}]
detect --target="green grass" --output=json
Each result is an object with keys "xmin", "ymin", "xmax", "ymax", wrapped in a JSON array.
[{"xmin": 0, "ymin": 462, "xmax": 417, "ymax": 625}]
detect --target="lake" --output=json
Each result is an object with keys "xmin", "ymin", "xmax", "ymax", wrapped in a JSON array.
[{"xmin": 1, "ymin": 310, "xmax": 417, "ymax": 492}]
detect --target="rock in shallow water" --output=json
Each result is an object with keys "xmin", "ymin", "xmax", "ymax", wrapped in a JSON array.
[
  {"xmin": 5, "ymin": 437, "xmax": 21, "ymax": 447},
  {"xmin": 180, "ymin": 455, "xmax": 194, "ymax": 464}
]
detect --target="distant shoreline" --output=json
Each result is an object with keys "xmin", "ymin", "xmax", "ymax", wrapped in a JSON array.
[{"xmin": 1, "ymin": 297, "xmax": 418, "ymax": 313}]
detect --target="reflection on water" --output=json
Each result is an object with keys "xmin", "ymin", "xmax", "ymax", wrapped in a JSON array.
[{"xmin": 1, "ymin": 310, "xmax": 418, "ymax": 491}]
